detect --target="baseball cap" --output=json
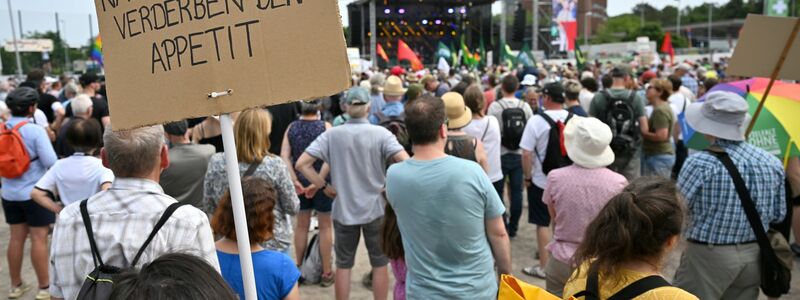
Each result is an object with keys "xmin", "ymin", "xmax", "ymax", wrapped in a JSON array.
[
  {"xmin": 611, "ymin": 64, "xmax": 633, "ymax": 78},
  {"xmin": 541, "ymin": 82, "xmax": 565, "ymax": 103},
  {"xmin": 345, "ymin": 87, "xmax": 371, "ymax": 105}
]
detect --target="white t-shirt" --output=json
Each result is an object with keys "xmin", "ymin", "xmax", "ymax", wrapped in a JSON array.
[
  {"xmin": 34, "ymin": 154, "xmax": 114, "ymax": 206},
  {"xmin": 31, "ymin": 109, "xmax": 48, "ymax": 127},
  {"xmin": 579, "ymin": 89, "xmax": 595, "ymax": 113},
  {"xmin": 519, "ymin": 109, "xmax": 571, "ymax": 189},
  {"xmin": 463, "ymin": 116, "xmax": 503, "ymax": 182}
]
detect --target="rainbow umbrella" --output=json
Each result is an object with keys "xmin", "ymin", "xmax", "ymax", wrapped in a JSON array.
[{"xmin": 685, "ymin": 78, "xmax": 800, "ymax": 164}]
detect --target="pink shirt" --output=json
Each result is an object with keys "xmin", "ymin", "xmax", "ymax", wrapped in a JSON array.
[{"xmin": 543, "ymin": 165, "xmax": 627, "ymax": 264}]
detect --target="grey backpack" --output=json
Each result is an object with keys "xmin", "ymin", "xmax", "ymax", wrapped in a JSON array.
[{"xmin": 299, "ymin": 233, "xmax": 323, "ymax": 284}]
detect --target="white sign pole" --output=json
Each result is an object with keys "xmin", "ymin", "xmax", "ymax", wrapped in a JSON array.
[{"xmin": 218, "ymin": 112, "xmax": 258, "ymax": 300}]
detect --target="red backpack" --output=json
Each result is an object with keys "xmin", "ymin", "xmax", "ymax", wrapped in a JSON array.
[{"xmin": 0, "ymin": 121, "xmax": 32, "ymax": 178}]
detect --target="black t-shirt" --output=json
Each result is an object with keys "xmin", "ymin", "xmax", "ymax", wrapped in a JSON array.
[
  {"xmin": 266, "ymin": 102, "xmax": 299, "ymax": 155},
  {"xmin": 55, "ymin": 118, "xmax": 79, "ymax": 158},
  {"xmin": 65, "ymin": 95, "xmax": 110, "ymax": 131},
  {"xmin": 38, "ymin": 93, "xmax": 59, "ymax": 123}
]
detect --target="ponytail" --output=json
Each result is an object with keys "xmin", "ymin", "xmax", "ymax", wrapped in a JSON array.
[{"xmin": 571, "ymin": 177, "xmax": 685, "ymax": 288}]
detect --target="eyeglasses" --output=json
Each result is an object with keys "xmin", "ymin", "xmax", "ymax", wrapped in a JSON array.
[{"xmin": 444, "ymin": 118, "xmax": 449, "ymax": 127}]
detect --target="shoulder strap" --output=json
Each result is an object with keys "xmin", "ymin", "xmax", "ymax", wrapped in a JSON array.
[
  {"xmin": 80, "ymin": 199, "xmax": 104, "ymax": 268},
  {"xmin": 608, "ymin": 275, "xmax": 671, "ymax": 300},
  {"xmin": 707, "ymin": 151, "xmax": 775, "ymax": 254},
  {"xmin": 243, "ymin": 163, "xmax": 259, "ymax": 178},
  {"xmin": 572, "ymin": 265, "xmax": 601, "ymax": 300},
  {"xmin": 565, "ymin": 112, "xmax": 575, "ymax": 123},
  {"xmin": 12, "ymin": 121, "xmax": 28, "ymax": 132},
  {"xmin": 130, "ymin": 202, "xmax": 186, "ymax": 267},
  {"xmin": 480, "ymin": 120, "xmax": 490, "ymax": 141},
  {"xmin": 538, "ymin": 112, "xmax": 555, "ymax": 126},
  {"xmin": 626, "ymin": 90, "xmax": 637, "ymax": 103}
]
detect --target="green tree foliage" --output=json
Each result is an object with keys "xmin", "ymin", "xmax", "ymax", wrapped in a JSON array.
[
  {"xmin": 592, "ymin": 0, "xmax": 763, "ymax": 47},
  {"xmin": 1, "ymin": 31, "xmax": 88, "ymax": 75}
]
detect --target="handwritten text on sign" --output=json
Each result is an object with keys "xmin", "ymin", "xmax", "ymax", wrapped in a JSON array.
[
  {"xmin": 99, "ymin": 0, "xmax": 301, "ymax": 74},
  {"xmin": 95, "ymin": 0, "xmax": 350, "ymax": 131}
]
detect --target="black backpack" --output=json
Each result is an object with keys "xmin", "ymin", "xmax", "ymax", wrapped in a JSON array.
[
  {"xmin": 573, "ymin": 264, "xmax": 671, "ymax": 300},
  {"xmin": 601, "ymin": 90, "xmax": 640, "ymax": 160},
  {"xmin": 500, "ymin": 101, "xmax": 528, "ymax": 150},
  {"xmin": 376, "ymin": 111, "xmax": 411, "ymax": 154},
  {"xmin": 76, "ymin": 200, "xmax": 186, "ymax": 300},
  {"xmin": 538, "ymin": 112, "xmax": 574, "ymax": 175}
]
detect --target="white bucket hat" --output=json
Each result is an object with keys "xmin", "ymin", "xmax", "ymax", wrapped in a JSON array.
[
  {"xmin": 685, "ymin": 91, "xmax": 751, "ymax": 141},
  {"xmin": 564, "ymin": 116, "xmax": 615, "ymax": 169},
  {"xmin": 521, "ymin": 74, "xmax": 538, "ymax": 86}
]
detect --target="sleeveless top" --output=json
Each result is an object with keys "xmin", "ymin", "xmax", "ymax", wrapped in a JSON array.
[
  {"xmin": 288, "ymin": 120, "xmax": 326, "ymax": 184},
  {"xmin": 445, "ymin": 134, "xmax": 478, "ymax": 162}
]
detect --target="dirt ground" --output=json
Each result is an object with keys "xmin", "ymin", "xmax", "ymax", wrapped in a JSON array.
[{"xmin": 0, "ymin": 191, "xmax": 797, "ymax": 300}]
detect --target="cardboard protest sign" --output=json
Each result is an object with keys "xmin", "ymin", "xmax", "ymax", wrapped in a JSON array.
[
  {"xmin": 728, "ymin": 14, "xmax": 800, "ymax": 81},
  {"xmin": 95, "ymin": 0, "xmax": 351, "ymax": 130}
]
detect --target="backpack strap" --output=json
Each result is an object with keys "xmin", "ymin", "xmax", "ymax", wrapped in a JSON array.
[
  {"xmin": 80, "ymin": 199, "xmax": 104, "ymax": 268},
  {"xmin": 607, "ymin": 275, "xmax": 671, "ymax": 300},
  {"xmin": 480, "ymin": 119, "xmax": 490, "ymax": 141},
  {"xmin": 11, "ymin": 121, "xmax": 28, "ymax": 132},
  {"xmin": 130, "ymin": 202, "xmax": 187, "ymax": 267},
  {"xmin": 243, "ymin": 163, "xmax": 259, "ymax": 178},
  {"xmin": 572, "ymin": 265, "xmax": 670, "ymax": 300}
]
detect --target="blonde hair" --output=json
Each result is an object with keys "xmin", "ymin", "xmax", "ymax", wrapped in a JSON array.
[{"xmin": 234, "ymin": 108, "xmax": 273, "ymax": 164}]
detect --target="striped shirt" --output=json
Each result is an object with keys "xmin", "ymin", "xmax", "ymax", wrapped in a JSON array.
[
  {"xmin": 49, "ymin": 178, "xmax": 219, "ymax": 299},
  {"xmin": 677, "ymin": 139, "xmax": 786, "ymax": 244}
]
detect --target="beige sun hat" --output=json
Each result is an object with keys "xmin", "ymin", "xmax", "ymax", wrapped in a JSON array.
[
  {"xmin": 441, "ymin": 92, "xmax": 472, "ymax": 130},
  {"xmin": 383, "ymin": 75, "xmax": 407, "ymax": 97}
]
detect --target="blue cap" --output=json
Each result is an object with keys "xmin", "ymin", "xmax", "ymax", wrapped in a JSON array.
[{"xmin": 345, "ymin": 87, "xmax": 371, "ymax": 105}]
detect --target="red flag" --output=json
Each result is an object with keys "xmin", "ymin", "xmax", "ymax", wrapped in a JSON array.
[
  {"xmin": 377, "ymin": 43, "xmax": 389, "ymax": 62},
  {"xmin": 661, "ymin": 32, "xmax": 675, "ymax": 65},
  {"xmin": 397, "ymin": 40, "xmax": 423, "ymax": 71}
]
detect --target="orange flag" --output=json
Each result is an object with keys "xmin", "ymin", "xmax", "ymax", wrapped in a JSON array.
[
  {"xmin": 377, "ymin": 43, "xmax": 389, "ymax": 62},
  {"xmin": 397, "ymin": 39, "xmax": 423, "ymax": 71}
]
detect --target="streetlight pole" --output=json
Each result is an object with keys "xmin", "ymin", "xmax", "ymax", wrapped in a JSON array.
[
  {"xmin": 676, "ymin": 0, "xmax": 681, "ymax": 36},
  {"xmin": 640, "ymin": 1, "xmax": 644, "ymax": 28},
  {"xmin": 532, "ymin": 0, "xmax": 539, "ymax": 51},
  {"xmin": 584, "ymin": 12, "xmax": 593, "ymax": 48},
  {"xmin": 707, "ymin": 3, "xmax": 712, "ymax": 62},
  {"xmin": 60, "ymin": 20, "xmax": 70, "ymax": 72},
  {"xmin": 7, "ymin": 0, "xmax": 23, "ymax": 77}
]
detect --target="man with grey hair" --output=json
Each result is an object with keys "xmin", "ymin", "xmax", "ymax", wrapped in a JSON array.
[
  {"xmin": 49, "ymin": 125, "xmax": 219, "ymax": 300},
  {"xmin": 55, "ymin": 95, "xmax": 93, "ymax": 158},
  {"xmin": 296, "ymin": 87, "xmax": 408, "ymax": 300}
]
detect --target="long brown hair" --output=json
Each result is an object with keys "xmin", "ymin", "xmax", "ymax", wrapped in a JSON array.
[
  {"xmin": 381, "ymin": 203, "xmax": 404, "ymax": 260},
  {"xmin": 571, "ymin": 177, "xmax": 685, "ymax": 288}
]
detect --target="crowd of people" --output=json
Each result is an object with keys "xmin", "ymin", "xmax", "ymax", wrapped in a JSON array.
[{"xmin": 0, "ymin": 56, "xmax": 797, "ymax": 300}]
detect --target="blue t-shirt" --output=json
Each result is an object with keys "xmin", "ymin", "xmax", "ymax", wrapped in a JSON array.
[
  {"xmin": 386, "ymin": 156, "xmax": 505, "ymax": 299},
  {"xmin": 217, "ymin": 250, "xmax": 300, "ymax": 300}
]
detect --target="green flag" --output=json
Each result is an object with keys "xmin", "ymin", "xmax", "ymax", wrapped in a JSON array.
[
  {"xmin": 479, "ymin": 36, "xmax": 486, "ymax": 67},
  {"xmin": 574, "ymin": 40, "xmax": 586, "ymax": 70},
  {"xmin": 460, "ymin": 35, "xmax": 475, "ymax": 67},
  {"xmin": 437, "ymin": 42, "xmax": 451, "ymax": 62},
  {"xmin": 450, "ymin": 41, "xmax": 458, "ymax": 66},
  {"xmin": 516, "ymin": 43, "xmax": 536, "ymax": 67},
  {"xmin": 500, "ymin": 43, "xmax": 515, "ymax": 67}
]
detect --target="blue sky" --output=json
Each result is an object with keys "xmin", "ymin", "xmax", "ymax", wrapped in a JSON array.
[{"xmin": 0, "ymin": 0, "xmax": 728, "ymax": 48}]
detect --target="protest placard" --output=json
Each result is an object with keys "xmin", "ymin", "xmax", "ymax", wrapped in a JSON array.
[
  {"xmin": 727, "ymin": 14, "xmax": 800, "ymax": 81},
  {"xmin": 95, "ymin": 0, "xmax": 352, "ymax": 130}
]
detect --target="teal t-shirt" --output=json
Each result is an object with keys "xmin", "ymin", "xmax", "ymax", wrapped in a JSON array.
[{"xmin": 386, "ymin": 156, "xmax": 505, "ymax": 299}]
